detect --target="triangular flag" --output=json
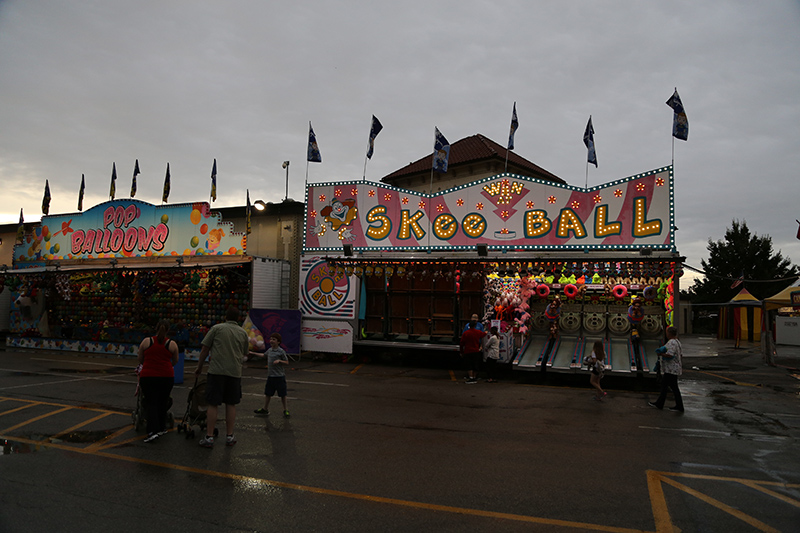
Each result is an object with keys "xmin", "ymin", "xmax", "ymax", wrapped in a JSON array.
[
  {"xmin": 162, "ymin": 163, "xmax": 171, "ymax": 203},
  {"xmin": 432, "ymin": 128, "xmax": 450, "ymax": 173},
  {"xmin": 16, "ymin": 208, "xmax": 24, "ymax": 244},
  {"xmin": 131, "ymin": 159, "xmax": 140, "ymax": 197},
  {"xmin": 110, "ymin": 163, "xmax": 117, "ymax": 200},
  {"xmin": 666, "ymin": 88, "xmax": 688, "ymax": 141},
  {"xmin": 366, "ymin": 115, "xmax": 383, "ymax": 160},
  {"xmin": 307, "ymin": 122, "xmax": 322, "ymax": 163},
  {"xmin": 78, "ymin": 174, "xmax": 85, "ymax": 211},
  {"xmin": 508, "ymin": 102, "xmax": 519, "ymax": 150},
  {"xmin": 583, "ymin": 116, "xmax": 597, "ymax": 167},
  {"xmin": 42, "ymin": 180, "xmax": 51, "ymax": 215},
  {"xmin": 210, "ymin": 159, "xmax": 217, "ymax": 202},
  {"xmin": 246, "ymin": 189, "xmax": 252, "ymax": 235}
]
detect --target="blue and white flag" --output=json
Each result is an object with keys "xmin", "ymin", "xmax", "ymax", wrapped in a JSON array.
[
  {"xmin": 508, "ymin": 102, "xmax": 519, "ymax": 150},
  {"xmin": 666, "ymin": 88, "xmax": 688, "ymax": 141},
  {"xmin": 583, "ymin": 116, "xmax": 597, "ymax": 167},
  {"xmin": 432, "ymin": 127, "xmax": 450, "ymax": 173},
  {"xmin": 366, "ymin": 115, "xmax": 383, "ymax": 160},
  {"xmin": 307, "ymin": 122, "xmax": 322, "ymax": 163}
]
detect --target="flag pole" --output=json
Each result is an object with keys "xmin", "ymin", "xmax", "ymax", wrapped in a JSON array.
[
  {"xmin": 671, "ymin": 135, "xmax": 675, "ymax": 169},
  {"xmin": 585, "ymin": 161, "xmax": 589, "ymax": 189},
  {"xmin": 504, "ymin": 148, "xmax": 509, "ymax": 173},
  {"xmin": 305, "ymin": 161, "xmax": 309, "ymax": 189},
  {"xmin": 430, "ymin": 127, "xmax": 436, "ymax": 195},
  {"xmin": 362, "ymin": 155, "xmax": 368, "ymax": 182}
]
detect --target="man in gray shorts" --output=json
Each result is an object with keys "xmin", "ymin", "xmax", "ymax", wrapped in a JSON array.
[{"xmin": 195, "ymin": 306, "xmax": 249, "ymax": 448}]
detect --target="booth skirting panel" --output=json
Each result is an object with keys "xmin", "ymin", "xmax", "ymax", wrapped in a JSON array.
[{"xmin": 5, "ymin": 336, "xmax": 202, "ymax": 360}]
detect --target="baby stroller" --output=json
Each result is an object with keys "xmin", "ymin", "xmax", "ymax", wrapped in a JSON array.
[
  {"xmin": 176, "ymin": 376, "xmax": 218, "ymax": 440},
  {"xmin": 131, "ymin": 364, "xmax": 174, "ymax": 432}
]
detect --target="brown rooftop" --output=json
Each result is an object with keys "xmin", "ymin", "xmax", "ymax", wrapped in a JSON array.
[{"xmin": 380, "ymin": 133, "xmax": 565, "ymax": 185}]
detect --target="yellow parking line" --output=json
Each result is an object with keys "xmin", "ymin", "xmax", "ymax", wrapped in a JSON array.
[
  {"xmin": 350, "ymin": 364, "xmax": 364, "ymax": 374},
  {"xmin": 84, "ymin": 424, "xmax": 137, "ymax": 452},
  {"xmin": 652, "ymin": 471, "xmax": 800, "ymax": 489},
  {"xmin": 694, "ymin": 370, "xmax": 762, "ymax": 387},
  {"xmin": 658, "ymin": 476, "xmax": 779, "ymax": 533},
  {"xmin": 646, "ymin": 471, "xmax": 673, "ymax": 533},
  {"xmin": 738, "ymin": 480, "xmax": 800, "ymax": 508},
  {"xmin": 0, "ymin": 432, "xmax": 650, "ymax": 532},
  {"xmin": 449, "ymin": 370, "xmax": 457, "ymax": 381},
  {"xmin": 1, "ymin": 406, "xmax": 72, "ymax": 433},
  {"xmin": 0, "ymin": 402, "xmax": 37, "ymax": 417}
]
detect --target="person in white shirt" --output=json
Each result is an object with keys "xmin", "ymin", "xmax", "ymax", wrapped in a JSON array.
[{"xmin": 648, "ymin": 326, "xmax": 684, "ymax": 412}]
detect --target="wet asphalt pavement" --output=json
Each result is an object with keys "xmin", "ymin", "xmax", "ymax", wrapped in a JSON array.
[{"xmin": 0, "ymin": 336, "xmax": 799, "ymax": 532}]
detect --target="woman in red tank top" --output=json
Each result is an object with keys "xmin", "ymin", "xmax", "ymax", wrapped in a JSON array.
[{"xmin": 137, "ymin": 320, "xmax": 179, "ymax": 442}]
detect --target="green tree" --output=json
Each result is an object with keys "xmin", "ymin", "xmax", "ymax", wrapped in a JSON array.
[{"xmin": 687, "ymin": 220, "xmax": 799, "ymax": 303}]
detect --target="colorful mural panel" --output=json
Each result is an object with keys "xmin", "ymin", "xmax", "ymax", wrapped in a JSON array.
[
  {"xmin": 298, "ymin": 256, "xmax": 357, "ymax": 319},
  {"xmin": 14, "ymin": 200, "xmax": 246, "ymax": 263}
]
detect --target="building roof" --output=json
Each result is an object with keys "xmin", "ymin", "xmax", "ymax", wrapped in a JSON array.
[{"xmin": 380, "ymin": 133, "xmax": 565, "ymax": 185}]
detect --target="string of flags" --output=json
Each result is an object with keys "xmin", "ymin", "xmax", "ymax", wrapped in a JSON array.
[{"xmin": 23, "ymin": 91, "xmax": 688, "ymax": 223}]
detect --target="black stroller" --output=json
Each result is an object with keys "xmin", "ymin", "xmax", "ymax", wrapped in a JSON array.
[{"xmin": 176, "ymin": 376, "xmax": 218, "ymax": 439}]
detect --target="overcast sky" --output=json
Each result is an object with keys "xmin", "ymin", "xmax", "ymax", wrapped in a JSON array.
[{"xmin": 2, "ymin": 1, "xmax": 799, "ymax": 286}]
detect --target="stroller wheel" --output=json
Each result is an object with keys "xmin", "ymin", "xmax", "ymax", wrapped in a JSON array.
[
  {"xmin": 176, "ymin": 424, "xmax": 183, "ymax": 434},
  {"xmin": 188, "ymin": 429, "xmax": 195, "ymax": 439}
]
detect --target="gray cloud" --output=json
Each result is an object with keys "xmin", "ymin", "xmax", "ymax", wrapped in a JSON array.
[{"xmin": 2, "ymin": 0, "xmax": 799, "ymax": 281}]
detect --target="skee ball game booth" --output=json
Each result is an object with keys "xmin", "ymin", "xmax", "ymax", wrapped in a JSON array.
[{"xmin": 300, "ymin": 166, "xmax": 684, "ymax": 376}]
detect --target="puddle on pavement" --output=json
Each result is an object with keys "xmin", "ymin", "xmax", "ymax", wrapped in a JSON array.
[
  {"xmin": 56, "ymin": 428, "xmax": 119, "ymax": 443},
  {"xmin": 1, "ymin": 439, "xmax": 46, "ymax": 455}
]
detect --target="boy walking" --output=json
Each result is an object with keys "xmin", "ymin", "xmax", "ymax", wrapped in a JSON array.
[{"xmin": 254, "ymin": 333, "xmax": 291, "ymax": 418}]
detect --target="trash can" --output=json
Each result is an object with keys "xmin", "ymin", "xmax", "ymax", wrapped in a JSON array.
[{"xmin": 174, "ymin": 352, "xmax": 185, "ymax": 384}]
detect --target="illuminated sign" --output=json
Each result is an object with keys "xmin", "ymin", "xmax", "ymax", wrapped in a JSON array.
[
  {"xmin": 14, "ymin": 199, "xmax": 245, "ymax": 262},
  {"xmin": 303, "ymin": 167, "xmax": 674, "ymax": 253}
]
